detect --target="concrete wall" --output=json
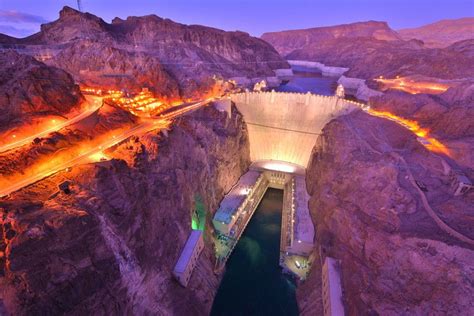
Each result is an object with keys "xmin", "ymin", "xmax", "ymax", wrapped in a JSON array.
[
  {"xmin": 337, "ymin": 75, "xmax": 383, "ymax": 101},
  {"xmin": 230, "ymin": 91, "xmax": 362, "ymax": 167},
  {"xmin": 288, "ymin": 60, "xmax": 349, "ymax": 77}
]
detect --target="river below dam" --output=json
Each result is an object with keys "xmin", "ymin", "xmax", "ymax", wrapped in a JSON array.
[
  {"xmin": 277, "ymin": 65, "xmax": 337, "ymax": 96},
  {"xmin": 210, "ymin": 188, "xmax": 299, "ymax": 316}
]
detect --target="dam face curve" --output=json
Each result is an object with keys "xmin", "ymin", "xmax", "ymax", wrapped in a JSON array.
[{"xmin": 230, "ymin": 91, "xmax": 362, "ymax": 167}]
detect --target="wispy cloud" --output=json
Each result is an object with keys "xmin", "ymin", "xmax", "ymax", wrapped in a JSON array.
[
  {"xmin": 0, "ymin": 24, "xmax": 36, "ymax": 38},
  {"xmin": 0, "ymin": 10, "xmax": 48, "ymax": 24}
]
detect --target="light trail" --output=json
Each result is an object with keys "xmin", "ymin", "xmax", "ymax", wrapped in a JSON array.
[
  {"xmin": 366, "ymin": 108, "xmax": 450, "ymax": 156},
  {"xmin": 0, "ymin": 98, "xmax": 213, "ymax": 198},
  {"xmin": 0, "ymin": 96, "xmax": 102, "ymax": 153},
  {"xmin": 375, "ymin": 77, "xmax": 449, "ymax": 95}
]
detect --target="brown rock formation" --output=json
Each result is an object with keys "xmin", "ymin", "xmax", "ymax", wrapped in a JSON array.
[
  {"xmin": 0, "ymin": 51, "xmax": 83, "ymax": 131},
  {"xmin": 369, "ymin": 83, "xmax": 474, "ymax": 169},
  {"xmin": 262, "ymin": 21, "xmax": 401, "ymax": 55},
  {"xmin": 0, "ymin": 104, "xmax": 250, "ymax": 315},
  {"xmin": 1, "ymin": 6, "xmax": 289, "ymax": 98},
  {"xmin": 262, "ymin": 21, "xmax": 474, "ymax": 80},
  {"xmin": 298, "ymin": 110, "xmax": 474, "ymax": 314},
  {"xmin": 399, "ymin": 18, "xmax": 474, "ymax": 48}
]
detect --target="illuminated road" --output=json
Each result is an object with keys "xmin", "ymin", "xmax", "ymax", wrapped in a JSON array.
[
  {"xmin": 0, "ymin": 98, "xmax": 213, "ymax": 197},
  {"xmin": 0, "ymin": 96, "xmax": 103, "ymax": 153},
  {"xmin": 374, "ymin": 77, "xmax": 449, "ymax": 95}
]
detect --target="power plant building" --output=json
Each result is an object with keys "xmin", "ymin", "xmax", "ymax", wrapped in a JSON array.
[{"xmin": 173, "ymin": 230, "xmax": 204, "ymax": 287}]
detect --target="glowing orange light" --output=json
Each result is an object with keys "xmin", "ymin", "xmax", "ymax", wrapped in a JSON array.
[
  {"xmin": 375, "ymin": 77, "xmax": 449, "ymax": 95},
  {"xmin": 367, "ymin": 109, "xmax": 450, "ymax": 156}
]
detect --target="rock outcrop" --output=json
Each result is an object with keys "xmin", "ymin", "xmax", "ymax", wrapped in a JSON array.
[
  {"xmin": 369, "ymin": 83, "xmax": 474, "ymax": 169},
  {"xmin": 1, "ymin": 6, "xmax": 289, "ymax": 98},
  {"xmin": 262, "ymin": 21, "xmax": 474, "ymax": 80},
  {"xmin": 262, "ymin": 21, "xmax": 402, "ymax": 56},
  {"xmin": 0, "ymin": 51, "xmax": 83, "ymax": 131},
  {"xmin": 0, "ymin": 104, "xmax": 251, "ymax": 315},
  {"xmin": 399, "ymin": 18, "xmax": 474, "ymax": 48},
  {"xmin": 298, "ymin": 110, "xmax": 474, "ymax": 315}
]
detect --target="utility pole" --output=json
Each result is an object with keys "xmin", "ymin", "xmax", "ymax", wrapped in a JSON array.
[{"xmin": 77, "ymin": 0, "xmax": 83, "ymax": 12}]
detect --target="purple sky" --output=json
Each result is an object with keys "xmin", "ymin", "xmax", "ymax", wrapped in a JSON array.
[{"xmin": 0, "ymin": 0, "xmax": 473, "ymax": 38}]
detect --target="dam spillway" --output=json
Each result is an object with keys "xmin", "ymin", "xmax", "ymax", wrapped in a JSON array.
[{"xmin": 229, "ymin": 91, "xmax": 363, "ymax": 167}]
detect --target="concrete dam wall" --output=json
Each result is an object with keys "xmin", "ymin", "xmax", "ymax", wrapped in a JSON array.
[{"xmin": 229, "ymin": 91, "xmax": 363, "ymax": 167}]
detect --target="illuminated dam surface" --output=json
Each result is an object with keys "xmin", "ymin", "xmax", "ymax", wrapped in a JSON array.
[{"xmin": 211, "ymin": 189, "xmax": 299, "ymax": 316}]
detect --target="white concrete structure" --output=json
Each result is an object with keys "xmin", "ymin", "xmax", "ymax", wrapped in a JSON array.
[
  {"xmin": 290, "ymin": 176, "xmax": 314, "ymax": 255},
  {"xmin": 230, "ymin": 91, "xmax": 360, "ymax": 167},
  {"xmin": 449, "ymin": 170, "xmax": 473, "ymax": 196},
  {"xmin": 173, "ymin": 230, "xmax": 204, "ymax": 287},
  {"xmin": 336, "ymin": 84, "xmax": 345, "ymax": 98},
  {"xmin": 322, "ymin": 257, "xmax": 345, "ymax": 316},
  {"xmin": 253, "ymin": 80, "xmax": 267, "ymax": 92},
  {"xmin": 274, "ymin": 68, "xmax": 294, "ymax": 77},
  {"xmin": 213, "ymin": 171, "xmax": 265, "ymax": 235},
  {"xmin": 288, "ymin": 60, "xmax": 349, "ymax": 77},
  {"xmin": 337, "ymin": 75, "xmax": 383, "ymax": 101}
]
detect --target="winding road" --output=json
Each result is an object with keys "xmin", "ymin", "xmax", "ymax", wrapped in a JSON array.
[
  {"xmin": 0, "ymin": 96, "xmax": 103, "ymax": 153},
  {"xmin": 0, "ymin": 98, "xmax": 213, "ymax": 197}
]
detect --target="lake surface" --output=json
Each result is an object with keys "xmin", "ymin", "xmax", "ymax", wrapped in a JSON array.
[
  {"xmin": 276, "ymin": 66, "xmax": 337, "ymax": 96},
  {"xmin": 211, "ymin": 188, "xmax": 299, "ymax": 316}
]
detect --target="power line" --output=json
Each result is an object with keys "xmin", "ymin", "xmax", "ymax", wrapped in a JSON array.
[{"xmin": 245, "ymin": 121, "xmax": 322, "ymax": 136}]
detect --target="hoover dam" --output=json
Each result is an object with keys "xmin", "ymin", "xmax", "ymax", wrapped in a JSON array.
[{"xmin": 228, "ymin": 90, "xmax": 365, "ymax": 167}]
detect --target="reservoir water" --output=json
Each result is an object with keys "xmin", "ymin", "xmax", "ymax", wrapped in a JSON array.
[
  {"xmin": 276, "ymin": 65, "xmax": 337, "ymax": 95},
  {"xmin": 210, "ymin": 188, "xmax": 299, "ymax": 316}
]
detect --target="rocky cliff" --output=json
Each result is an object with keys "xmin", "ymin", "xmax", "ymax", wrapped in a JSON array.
[
  {"xmin": 1, "ymin": 6, "xmax": 289, "ymax": 98},
  {"xmin": 298, "ymin": 109, "xmax": 474, "ymax": 315},
  {"xmin": 262, "ymin": 21, "xmax": 401, "ymax": 55},
  {"xmin": 262, "ymin": 21, "xmax": 474, "ymax": 80},
  {"xmin": 0, "ymin": 104, "xmax": 251, "ymax": 315},
  {"xmin": 0, "ymin": 51, "xmax": 83, "ymax": 131},
  {"xmin": 369, "ymin": 83, "xmax": 474, "ymax": 169},
  {"xmin": 399, "ymin": 18, "xmax": 474, "ymax": 48}
]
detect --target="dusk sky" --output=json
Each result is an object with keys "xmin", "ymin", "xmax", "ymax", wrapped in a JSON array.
[{"xmin": 0, "ymin": 0, "xmax": 473, "ymax": 37}]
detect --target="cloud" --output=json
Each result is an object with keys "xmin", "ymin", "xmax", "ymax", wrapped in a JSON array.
[
  {"xmin": 0, "ymin": 24, "xmax": 37, "ymax": 38},
  {"xmin": 0, "ymin": 10, "xmax": 48, "ymax": 24}
]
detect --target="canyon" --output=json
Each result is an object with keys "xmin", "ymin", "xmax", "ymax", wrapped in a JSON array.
[
  {"xmin": 0, "ymin": 6, "xmax": 473, "ymax": 316},
  {"xmin": 262, "ymin": 20, "xmax": 474, "ymax": 80},
  {"xmin": 0, "ymin": 104, "xmax": 250, "ymax": 315}
]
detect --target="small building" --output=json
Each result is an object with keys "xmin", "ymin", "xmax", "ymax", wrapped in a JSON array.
[
  {"xmin": 173, "ymin": 230, "xmax": 204, "ymax": 287},
  {"xmin": 212, "ymin": 171, "xmax": 262, "ymax": 235},
  {"xmin": 335, "ymin": 84, "xmax": 345, "ymax": 98},
  {"xmin": 290, "ymin": 176, "xmax": 314, "ymax": 256},
  {"xmin": 450, "ymin": 171, "xmax": 473, "ymax": 196},
  {"xmin": 322, "ymin": 257, "xmax": 345, "ymax": 316}
]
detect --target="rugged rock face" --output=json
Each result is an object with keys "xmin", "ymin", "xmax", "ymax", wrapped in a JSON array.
[
  {"xmin": 262, "ymin": 21, "xmax": 401, "ymax": 55},
  {"xmin": 369, "ymin": 83, "xmax": 474, "ymax": 169},
  {"xmin": 0, "ymin": 51, "xmax": 83, "ymax": 130},
  {"xmin": 0, "ymin": 104, "xmax": 250, "ymax": 315},
  {"xmin": 1, "ymin": 6, "xmax": 289, "ymax": 98},
  {"xmin": 298, "ymin": 110, "xmax": 474, "ymax": 315},
  {"xmin": 0, "ymin": 103, "xmax": 137, "ymax": 178},
  {"xmin": 50, "ymin": 40, "xmax": 180, "ymax": 99},
  {"xmin": 262, "ymin": 21, "xmax": 474, "ymax": 80},
  {"xmin": 399, "ymin": 18, "xmax": 474, "ymax": 48}
]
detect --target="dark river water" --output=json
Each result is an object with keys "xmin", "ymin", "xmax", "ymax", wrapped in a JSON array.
[
  {"xmin": 210, "ymin": 188, "xmax": 299, "ymax": 316},
  {"xmin": 276, "ymin": 65, "xmax": 337, "ymax": 95}
]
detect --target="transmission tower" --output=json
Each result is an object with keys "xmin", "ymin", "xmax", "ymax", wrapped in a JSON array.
[{"xmin": 77, "ymin": 0, "xmax": 83, "ymax": 12}]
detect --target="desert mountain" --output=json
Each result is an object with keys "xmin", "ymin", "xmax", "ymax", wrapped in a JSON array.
[
  {"xmin": 0, "ymin": 6, "xmax": 289, "ymax": 97},
  {"xmin": 262, "ymin": 21, "xmax": 401, "ymax": 55},
  {"xmin": 399, "ymin": 17, "xmax": 474, "ymax": 48},
  {"xmin": 262, "ymin": 20, "xmax": 474, "ymax": 80},
  {"xmin": 0, "ymin": 51, "xmax": 83, "ymax": 130}
]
